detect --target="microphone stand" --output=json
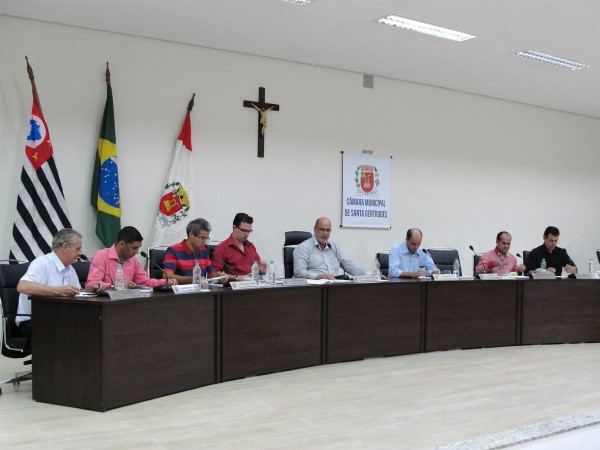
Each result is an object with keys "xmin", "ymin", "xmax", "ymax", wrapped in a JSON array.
[
  {"xmin": 79, "ymin": 254, "xmax": 115, "ymax": 289},
  {"xmin": 139, "ymin": 251, "xmax": 173, "ymax": 291}
]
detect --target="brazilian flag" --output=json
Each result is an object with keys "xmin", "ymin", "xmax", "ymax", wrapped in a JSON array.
[{"xmin": 91, "ymin": 65, "xmax": 120, "ymax": 247}]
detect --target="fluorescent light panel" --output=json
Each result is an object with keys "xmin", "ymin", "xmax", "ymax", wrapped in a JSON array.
[
  {"xmin": 377, "ymin": 15, "xmax": 475, "ymax": 42},
  {"xmin": 515, "ymin": 50, "xmax": 588, "ymax": 70},
  {"xmin": 282, "ymin": 0, "xmax": 312, "ymax": 5}
]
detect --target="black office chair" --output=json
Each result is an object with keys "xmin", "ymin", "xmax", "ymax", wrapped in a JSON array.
[
  {"xmin": 473, "ymin": 254, "xmax": 482, "ymax": 278},
  {"xmin": 596, "ymin": 250, "xmax": 600, "ymax": 265},
  {"xmin": 0, "ymin": 263, "xmax": 32, "ymax": 395},
  {"xmin": 72, "ymin": 260, "xmax": 91, "ymax": 288},
  {"xmin": 375, "ymin": 250, "xmax": 389, "ymax": 277},
  {"xmin": 283, "ymin": 231, "xmax": 312, "ymax": 278},
  {"xmin": 522, "ymin": 250, "xmax": 532, "ymax": 265},
  {"xmin": 426, "ymin": 248, "xmax": 462, "ymax": 276},
  {"xmin": 147, "ymin": 247, "xmax": 168, "ymax": 279}
]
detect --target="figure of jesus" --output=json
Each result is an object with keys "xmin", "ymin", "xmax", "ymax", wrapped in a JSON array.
[{"xmin": 251, "ymin": 103, "xmax": 274, "ymax": 136}]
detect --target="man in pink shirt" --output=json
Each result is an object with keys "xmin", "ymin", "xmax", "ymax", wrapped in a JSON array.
[
  {"xmin": 85, "ymin": 226, "xmax": 176, "ymax": 289},
  {"xmin": 475, "ymin": 231, "xmax": 526, "ymax": 276}
]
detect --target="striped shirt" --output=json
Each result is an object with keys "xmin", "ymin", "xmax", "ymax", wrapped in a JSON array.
[{"xmin": 164, "ymin": 240, "xmax": 216, "ymax": 277}]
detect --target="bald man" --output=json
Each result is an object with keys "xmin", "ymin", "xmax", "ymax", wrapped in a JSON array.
[
  {"xmin": 389, "ymin": 228, "xmax": 439, "ymax": 278},
  {"xmin": 293, "ymin": 217, "xmax": 366, "ymax": 280}
]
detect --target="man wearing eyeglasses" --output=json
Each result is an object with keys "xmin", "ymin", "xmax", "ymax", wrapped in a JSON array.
[
  {"xmin": 293, "ymin": 216, "xmax": 366, "ymax": 280},
  {"xmin": 524, "ymin": 226, "xmax": 577, "ymax": 276},
  {"xmin": 212, "ymin": 212, "xmax": 267, "ymax": 278},
  {"xmin": 163, "ymin": 218, "xmax": 226, "ymax": 284}
]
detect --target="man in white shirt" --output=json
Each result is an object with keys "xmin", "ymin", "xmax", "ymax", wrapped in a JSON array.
[
  {"xmin": 293, "ymin": 217, "xmax": 366, "ymax": 280},
  {"xmin": 16, "ymin": 228, "xmax": 103, "ymax": 351}
]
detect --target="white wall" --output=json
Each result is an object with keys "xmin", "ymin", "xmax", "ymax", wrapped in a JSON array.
[{"xmin": 2, "ymin": 15, "xmax": 600, "ymax": 276}]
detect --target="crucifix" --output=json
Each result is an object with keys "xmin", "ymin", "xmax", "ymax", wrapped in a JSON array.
[{"xmin": 243, "ymin": 86, "xmax": 280, "ymax": 158}]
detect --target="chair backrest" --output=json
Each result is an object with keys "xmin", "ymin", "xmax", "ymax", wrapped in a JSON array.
[
  {"xmin": 148, "ymin": 247, "xmax": 167, "ymax": 279},
  {"xmin": 426, "ymin": 248, "xmax": 461, "ymax": 276},
  {"xmin": 283, "ymin": 231, "xmax": 312, "ymax": 278},
  {"xmin": 473, "ymin": 254, "xmax": 482, "ymax": 278},
  {"xmin": 522, "ymin": 250, "xmax": 531, "ymax": 264},
  {"xmin": 71, "ymin": 260, "xmax": 91, "ymax": 288},
  {"xmin": 376, "ymin": 250, "xmax": 389, "ymax": 277},
  {"xmin": 597, "ymin": 250, "xmax": 600, "ymax": 265},
  {"xmin": 0, "ymin": 263, "xmax": 31, "ymax": 358}
]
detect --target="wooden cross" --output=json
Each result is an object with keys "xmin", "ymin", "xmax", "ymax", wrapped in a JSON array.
[{"xmin": 243, "ymin": 87, "xmax": 280, "ymax": 158}]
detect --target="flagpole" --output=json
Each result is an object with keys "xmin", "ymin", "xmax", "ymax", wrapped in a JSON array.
[
  {"xmin": 106, "ymin": 61, "xmax": 110, "ymax": 86},
  {"xmin": 187, "ymin": 93, "xmax": 195, "ymax": 112},
  {"xmin": 25, "ymin": 56, "xmax": 42, "ymax": 114}
]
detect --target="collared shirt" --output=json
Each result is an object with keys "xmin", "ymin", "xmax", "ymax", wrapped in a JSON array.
[
  {"xmin": 16, "ymin": 251, "xmax": 80, "ymax": 325},
  {"xmin": 212, "ymin": 234, "xmax": 261, "ymax": 275},
  {"xmin": 293, "ymin": 236, "xmax": 366, "ymax": 279},
  {"xmin": 476, "ymin": 249, "xmax": 518, "ymax": 274},
  {"xmin": 164, "ymin": 239, "xmax": 216, "ymax": 277},
  {"xmin": 525, "ymin": 244, "xmax": 575, "ymax": 276},
  {"xmin": 388, "ymin": 241, "xmax": 437, "ymax": 278},
  {"xmin": 85, "ymin": 245, "xmax": 166, "ymax": 288}
]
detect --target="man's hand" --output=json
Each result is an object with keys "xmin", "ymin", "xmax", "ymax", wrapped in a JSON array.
[
  {"xmin": 565, "ymin": 264, "xmax": 577, "ymax": 274},
  {"xmin": 316, "ymin": 273, "xmax": 335, "ymax": 280},
  {"xmin": 55, "ymin": 284, "xmax": 80, "ymax": 297}
]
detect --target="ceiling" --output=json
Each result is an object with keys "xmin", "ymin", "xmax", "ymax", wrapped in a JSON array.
[{"xmin": 2, "ymin": 0, "xmax": 600, "ymax": 118}]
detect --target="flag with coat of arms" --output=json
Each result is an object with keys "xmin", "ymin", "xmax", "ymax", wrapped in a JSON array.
[
  {"xmin": 9, "ymin": 57, "xmax": 72, "ymax": 262},
  {"xmin": 149, "ymin": 94, "xmax": 197, "ymax": 248}
]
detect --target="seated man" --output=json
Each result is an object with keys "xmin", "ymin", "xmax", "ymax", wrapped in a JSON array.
[
  {"xmin": 212, "ymin": 213, "xmax": 267, "ymax": 279},
  {"xmin": 85, "ymin": 226, "xmax": 176, "ymax": 289},
  {"xmin": 16, "ymin": 228, "xmax": 103, "ymax": 351},
  {"xmin": 163, "ymin": 218, "xmax": 226, "ymax": 284},
  {"xmin": 293, "ymin": 216, "xmax": 366, "ymax": 280},
  {"xmin": 525, "ymin": 226, "xmax": 577, "ymax": 276},
  {"xmin": 476, "ymin": 231, "xmax": 525, "ymax": 275},
  {"xmin": 389, "ymin": 228, "xmax": 439, "ymax": 278}
]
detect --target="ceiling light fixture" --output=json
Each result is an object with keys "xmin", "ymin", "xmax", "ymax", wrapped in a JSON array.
[
  {"xmin": 514, "ymin": 50, "xmax": 588, "ymax": 70},
  {"xmin": 282, "ymin": 0, "xmax": 312, "ymax": 5},
  {"xmin": 377, "ymin": 15, "xmax": 475, "ymax": 42}
]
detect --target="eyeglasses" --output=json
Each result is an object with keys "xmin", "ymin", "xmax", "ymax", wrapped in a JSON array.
[
  {"xmin": 316, "ymin": 228, "xmax": 331, "ymax": 233},
  {"xmin": 195, "ymin": 235, "xmax": 211, "ymax": 242},
  {"xmin": 235, "ymin": 226, "xmax": 253, "ymax": 234}
]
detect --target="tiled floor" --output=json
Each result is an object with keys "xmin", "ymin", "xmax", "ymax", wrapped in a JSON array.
[{"xmin": 1, "ymin": 343, "xmax": 599, "ymax": 449}]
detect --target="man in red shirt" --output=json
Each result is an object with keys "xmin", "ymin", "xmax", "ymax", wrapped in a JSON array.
[{"xmin": 212, "ymin": 213, "xmax": 268, "ymax": 279}]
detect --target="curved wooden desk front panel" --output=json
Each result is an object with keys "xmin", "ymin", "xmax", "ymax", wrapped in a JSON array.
[{"xmin": 30, "ymin": 278, "xmax": 600, "ymax": 411}]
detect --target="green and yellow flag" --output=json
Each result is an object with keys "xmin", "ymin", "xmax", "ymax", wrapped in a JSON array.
[{"xmin": 91, "ymin": 62, "xmax": 120, "ymax": 247}]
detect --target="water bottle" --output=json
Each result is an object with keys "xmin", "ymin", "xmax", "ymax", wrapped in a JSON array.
[
  {"xmin": 115, "ymin": 263, "xmax": 126, "ymax": 290},
  {"xmin": 268, "ymin": 260, "xmax": 276, "ymax": 286},
  {"xmin": 541, "ymin": 258, "xmax": 547, "ymax": 270},
  {"xmin": 251, "ymin": 260, "xmax": 259, "ymax": 284},
  {"xmin": 373, "ymin": 258, "xmax": 381, "ymax": 279},
  {"xmin": 193, "ymin": 261, "xmax": 202, "ymax": 285},
  {"xmin": 589, "ymin": 258, "xmax": 594, "ymax": 275},
  {"xmin": 453, "ymin": 258, "xmax": 460, "ymax": 278}
]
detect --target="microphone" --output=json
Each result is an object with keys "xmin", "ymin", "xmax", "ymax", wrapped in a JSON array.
[
  {"xmin": 469, "ymin": 245, "xmax": 476, "ymax": 255},
  {"xmin": 516, "ymin": 253, "xmax": 522, "ymax": 258},
  {"xmin": 140, "ymin": 251, "xmax": 172, "ymax": 291},
  {"xmin": 79, "ymin": 254, "xmax": 115, "ymax": 288}
]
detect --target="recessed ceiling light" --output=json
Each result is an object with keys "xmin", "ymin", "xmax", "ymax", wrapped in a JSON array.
[
  {"xmin": 377, "ymin": 15, "xmax": 475, "ymax": 42},
  {"xmin": 514, "ymin": 50, "xmax": 588, "ymax": 70},
  {"xmin": 282, "ymin": 0, "xmax": 312, "ymax": 5}
]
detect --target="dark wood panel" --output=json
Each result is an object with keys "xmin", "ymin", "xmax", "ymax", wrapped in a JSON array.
[
  {"xmin": 221, "ymin": 286, "xmax": 322, "ymax": 381},
  {"xmin": 426, "ymin": 281, "xmax": 518, "ymax": 351},
  {"xmin": 32, "ymin": 299, "xmax": 104, "ymax": 410},
  {"xmin": 101, "ymin": 294, "xmax": 216, "ymax": 409},
  {"xmin": 32, "ymin": 293, "xmax": 216, "ymax": 411},
  {"xmin": 522, "ymin": 279, "xmax": 600, "ymax": 344},
  {"xmin": 326, "ymin": 281, "xmax": 422, "ymax": 363}
]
